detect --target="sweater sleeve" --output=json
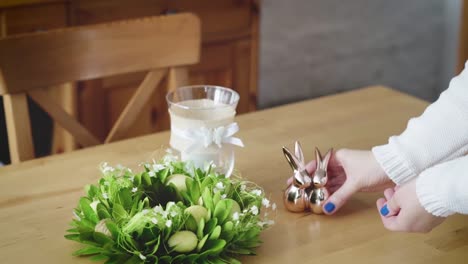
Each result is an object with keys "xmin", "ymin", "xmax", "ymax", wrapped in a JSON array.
[
  {"xmin": 416, "ymin": 155, "xmax": 468, "ymax": 217},
  {"xmin": 372, "ymin": 61, "xmax": 468, "ymax": 185}
]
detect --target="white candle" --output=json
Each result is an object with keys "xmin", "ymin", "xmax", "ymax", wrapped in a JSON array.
[{"xmin": 169, "ymin": 99, "xmax": 236, "ymax": 168}]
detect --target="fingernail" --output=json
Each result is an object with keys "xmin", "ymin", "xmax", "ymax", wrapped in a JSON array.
[
  {"xmin": 324, "ymin": 202, "xmax": 335, "ymax": 213},
  {"xmin": 380, "ymin": 204, "xmax": 389, "ymax": 216}
]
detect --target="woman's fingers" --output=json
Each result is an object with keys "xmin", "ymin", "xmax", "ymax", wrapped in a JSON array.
[
  {"xmin": 379, "ymin": 189, "xmax": 401, "ymax": 217},
  {"xmin": 322, "ymin": 180, "xmax": 358, "ymax": 215},
  {"xmin": 305, "ymin": 160, "xmax": 317, "ymax": 175}
]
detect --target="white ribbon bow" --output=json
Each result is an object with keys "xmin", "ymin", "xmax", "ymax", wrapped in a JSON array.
[{"xmin": 175, "ymin": 122, "xmax": 244, "ymax": 154}]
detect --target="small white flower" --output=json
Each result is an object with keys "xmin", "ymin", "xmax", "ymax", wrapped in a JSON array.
[
  {"xmin": 102, "ymin": 166, "xmax": 114, "ymax": 173},
  {"xmin": 162, "ymin": 211, "xmax": 169, "ymax": 218},
  {"xmin": 132, "ymin": 187, "xmax": 138, "ymax": 193},
  {"xmin": 152, "ymin": 164, "xmax": 165, "ymax": 172},
  {"xmin": 142, "ymin": 209, "xmax": 149, "ymax": 215},
  {"xmin": 170, "ymin": 211, "xmax": 177, "ymax": 217},
  {"xmin": 243, "ymin": 209, "xmax": 248, "ymax": 213},
  {"xmin": 250, "ymin": 205, "xmax": 259, "ymax": 216},
  {"xmin": 139, "ymin": 253, "xmax": 146, "ymax": 260},
  {"xmin": 165, "ymin": 219, "xmax": 172, "ymax": 228},
  {"xmin": 151, "ymin": 218, "xmax": 158, "ymax": 224},
  {"xmin": 148, "ymin": 171, "xmax": 156, "ymax": 177},
  {"xmin": 90, "ymin": 200, "xmax": 100, "ymax": 213},
  {"xmin": 102, "ymin": 193, "xmax": 109, "ymax": 200},
  {"xmin": 272, "ymin": 203, "xmax": 277, "ymax": 210},
  {"xmin": 262, "ymin": 198, "xmax": 271, "ymax": 208},
  {"xmin": 251, "ymin": 189, "xmax": 262, "ymax": 196},
  {"xmin": 163, "ymin": 154, "xmax": 178, "ymax": 164},
  {"xmin": 240, "ymin": 184, "xmax": 246, "ymax": 191},
  {"xmin": 221, "ymin": 194, "xmax": 227, "ymax": 199},
  {"xmin": 215, "ymin": 182, "xmax": 225, "ymax": 190},
  {"xmin": 153, "ymin": 206, "xmax": 163, "ymax": 214},
  {"xmin": 129, "ymin": 176, "xmax": 135, "ymax": 182},
  {"xmin": 232, "ymin": 212, "xmax": 239, "ymax": 221},
  {"xmin": 73, "ymin": 211, "xmax": 81, "ymax": 221}
]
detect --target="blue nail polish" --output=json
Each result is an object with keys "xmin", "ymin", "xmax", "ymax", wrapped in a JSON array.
[
  {"xmin": 324, "ymin": 202, "xmax": 335, "ymax": 213},
  {"xmin": 380, "ymin": 204, "xmax": 389, "ymax": 216}
]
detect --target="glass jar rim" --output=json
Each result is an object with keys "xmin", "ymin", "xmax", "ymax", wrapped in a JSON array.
[{"xmin": 166, "ymin": 85, "xmax": 240, "ymax": 110}]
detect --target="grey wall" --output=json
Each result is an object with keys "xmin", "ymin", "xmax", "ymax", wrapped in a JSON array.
[{"xmin": 259, "ymin": 0, "xmax": 461, "ymax": 109}]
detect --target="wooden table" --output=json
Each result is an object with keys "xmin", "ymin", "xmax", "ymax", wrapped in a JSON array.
[{"xmin": 0, "ymin": 86, "xmax": 466, "ymax": 263}]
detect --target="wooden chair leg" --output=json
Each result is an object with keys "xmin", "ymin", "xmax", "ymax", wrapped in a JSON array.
[
  {"xmin": 50, "ymin": 82, "xmax": 77, "ymax": 154},
  {"xmin": 3, "ymin": 93, "xmax": 35, "ymax": 163}
]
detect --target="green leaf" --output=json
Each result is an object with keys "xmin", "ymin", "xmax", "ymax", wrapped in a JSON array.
[
  {"xmin": 186, "ymin": 253, "xmax": 199, "ymax": 262},
  {"xmin": 97, "ymin": 203, "xmax": 111, "ymax": 220},
  {"xmin": 221, "ymin": 221, "xmax": 234, "ymax": 242},
  {"xmin": 185, "ymin": 215, "xmax": 198, "ymax": 232},
  {"xmin": 93, "ymin": 232, "xmax": 113, "ymax": 245},
  {"xmin": 209, "ymin": 226, "xmax": 221, "ymax": 240},
  {"xmin": 142, "ymin": 172, "xmax": 152, "ymax": 186},
  {"xmin": 90, "ymin": 254, "xmax": 108, "ymax": 262},
  {"xmin": 221, "ymin": 256, "xmax": 241, "ymax": 264},
  {"xmin": 200, "ymin": 239, "xmax": 226, "ymax": 256},
  {"xmin": 87, "ymin": 185, "xmax": 100, "ymax": 198},
  {"xmin": 197, "ymin": 218, "xmax": 205, "ymax": 239},
  {"xmin": 105, "ymin": 220, "xmax": 120, "ymax": 238},
  {"xmin": 123, "ymin": 255, "xmax": 143, "ymax": 264},
  {"xmin": 204, "ymin": 218, "xmax": 218, "ymax": 235},
  {"xmin": 202, "ymin": 188, "xmax": 214, "ymax": 212},
  {"xmin": 73, "ymin": 246, "xmax": 102, "ymax": 256},
  {"xmin": 149, "ymin": 235, "xmax": 161, "ymax": 255},
  {"xmin": 111, "ymin": 203, "xmax": 128, "ymax": 223},
  {"xmin": 158, "ymin": 168, "xmax": 170, "ymax": 183},
  {"xmin": 197, "ymin": 234, "xmax": 209, "ymax": 252},
  {"xmin": 213, "ymin": 200, "xmax": 231, "ymax": 224},
  {"xmin": 117, "ymin": 188, "xmax": 133, "ymax": 210},
  {"xmin": 201, "ymin": 176, "xmax": 213, "ymax": 190},
  {"xmin": 64, "ymin": 234, "xmax": 80, "ymax": 242},
  {"xmin": 172, "ymin": 254, "xmax": 187, "ymax": 263},
  {"xmin": 80, "ymin": 197, "xmax": 99, "ymax": 224},
  {"xmin": 188, "ymin": 178, "xmax": 200, "ymax": 202}
]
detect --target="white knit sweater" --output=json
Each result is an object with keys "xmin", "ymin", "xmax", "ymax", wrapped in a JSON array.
[{"xmin": 372, "ymin": 62, "xmax": 468, "ymax": 217}]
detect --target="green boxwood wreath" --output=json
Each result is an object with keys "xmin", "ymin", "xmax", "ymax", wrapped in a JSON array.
[{"xmin": 65, "ymin": 154, "xmax": 276, "ymax": 264}]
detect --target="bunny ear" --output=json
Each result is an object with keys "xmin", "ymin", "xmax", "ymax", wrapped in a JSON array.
[
  {"xmin": 294, "ymin": 141, "xmax": 305, "ymax": 164},
  {"xmin": 315, "ymin": 147, "xmax": 323, "ymax": 167},
  {"xmin": 283, "ymin": 146, "xmax": 300, "ymax": 171},
  {"xmin": 321, "ymin": 148, "xmax": 333, "ymax": 170}
]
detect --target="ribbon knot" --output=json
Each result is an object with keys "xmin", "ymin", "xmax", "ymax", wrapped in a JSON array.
[{"xmin": 174, "ymin": 122, "xmax": 244, "ymax": 154}]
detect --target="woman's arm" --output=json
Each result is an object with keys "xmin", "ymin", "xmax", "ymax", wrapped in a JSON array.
[
  {"xmin": 372, "ymin": 61, "xmax": 468, "ymax": 185},
  {"xmin": 417, "ymin": 154, "xmax": 468, "ymax": 217}
]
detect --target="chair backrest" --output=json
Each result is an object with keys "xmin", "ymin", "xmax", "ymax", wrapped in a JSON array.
[{"xmin": 0, "ymin": 13, "xmax": 201, "ymax": 164}]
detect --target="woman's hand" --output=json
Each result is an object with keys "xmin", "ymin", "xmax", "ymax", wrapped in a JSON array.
[
  {"xmin": 310, "ymin": 149, "xmax": 393, "ymax": 214},
  {"xmin": 377, "ymin": 179, "xmax": 445, "ymax": 233}
]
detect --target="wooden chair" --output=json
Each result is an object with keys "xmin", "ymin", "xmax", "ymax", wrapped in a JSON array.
[{"xmin": 0, "ymin": 13, "xmax": 201, "ymax": 164}]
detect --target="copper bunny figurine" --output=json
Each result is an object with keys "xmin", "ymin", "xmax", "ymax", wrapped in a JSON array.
[{"xmin": 283, "ymin": 141, "xmax": 333, "ymax": 214}]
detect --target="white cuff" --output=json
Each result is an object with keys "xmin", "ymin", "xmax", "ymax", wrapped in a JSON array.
[
  {"xmin": 416, "ymin": 170, "xmax": 454, "ymax": 217},
  {"xmin": 372, "ymin": 143, "xmax": 416, "ymax": 185}
]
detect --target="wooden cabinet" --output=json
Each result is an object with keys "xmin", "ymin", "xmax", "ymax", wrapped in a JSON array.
[{"xmin": 0, "ymin": 0, "xmax": 259, "ymax": 156}]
